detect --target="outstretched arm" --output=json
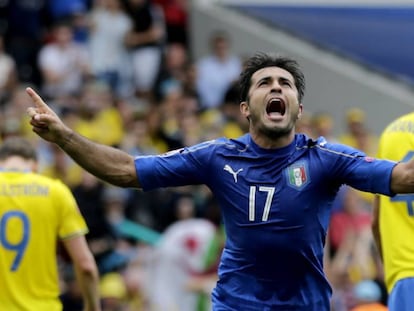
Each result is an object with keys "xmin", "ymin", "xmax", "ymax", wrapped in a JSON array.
[{"xmin": 26, "ymin": 87, "xmax": 140, "ymax": 188}]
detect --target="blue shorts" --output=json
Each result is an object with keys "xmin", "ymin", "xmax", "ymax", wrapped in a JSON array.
[{"xmin": 388, "ymin": 277, "xmax": 414, "ymax": 311}]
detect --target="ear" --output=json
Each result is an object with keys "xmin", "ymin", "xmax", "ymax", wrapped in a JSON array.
[
  {"xmin": 296, "ymin": 103, "xmax": 304, "ymax": 120},
  {"xmin": 240, "ymin": 101, "xmax": 250, "ymax": 119}
]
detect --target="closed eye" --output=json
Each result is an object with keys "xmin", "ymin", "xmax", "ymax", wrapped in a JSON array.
[{"xmin": 280, "ymin": 78, "xmax": 293, "ymax": 87}]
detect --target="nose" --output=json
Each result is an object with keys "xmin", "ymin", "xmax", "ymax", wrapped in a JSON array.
[{"xmin": 270, "ymin": 81, "xmax": 282, "ymax": 93}]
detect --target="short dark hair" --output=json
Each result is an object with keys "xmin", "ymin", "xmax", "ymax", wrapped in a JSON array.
[
  {"xmin": 0, "ymin": 137, "xmax": 37, "ymax": 161},
  {"xmin": 239, "ymin": 52, "xmax": 306, "ymax": 103}
]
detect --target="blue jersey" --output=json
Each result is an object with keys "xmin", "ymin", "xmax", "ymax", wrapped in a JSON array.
[{"xmin": 135, "ymin": 133, "xmax": 396, "ymax": 310}]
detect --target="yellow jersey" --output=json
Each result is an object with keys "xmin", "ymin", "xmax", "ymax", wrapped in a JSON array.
[
  {"xmin": 0, "ymin": 171, "xmax": 88, "ymax": 311},
  {"xmin": 376, "ymin": 112, "xmax": 414, "ymax": 293}
]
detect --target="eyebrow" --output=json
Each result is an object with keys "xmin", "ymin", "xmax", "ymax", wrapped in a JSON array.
[
  {"xmin": 256, "ymin": 76, "xmax": 272, "ymax": 85},
  {"xmin": 256, "ymin": 75, "xmax": 293, "ymax": 85}
]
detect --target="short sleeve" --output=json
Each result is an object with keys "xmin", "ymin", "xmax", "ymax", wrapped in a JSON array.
[{"xmin": 55, "ymin": 181, "xmax": 88, "ymax": 240}]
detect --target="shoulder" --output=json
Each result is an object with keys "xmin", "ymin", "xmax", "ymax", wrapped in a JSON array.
[
  {"xmin": 186, "ymin": 136, "xmax": 245, "ymax": 152},
  {"xmin": 32, "ymin": 172, "xmax": 61, "ymax": 183},
  {"xmin": 33, "ymin": 173, "xmax": 74, "ymax": 195},
  {"xmin": 215, "ymin": 135, "xmax": 251, "ymax": 153},
  {"xmin": 295, "ymin": 134, "xmax": 328, "ymax": 150},
  {"xmin": 296, "ymin": 134, "xmax": 365, "ymax": 157},
  {"xmin": 168, "ymin": 136, "xmax": 249, "ymax": 163},
  {"xmin": 381, "ymin": 112, "xmax": 414, "ymax": 136},
  {"xmin": 378, "ymin": 112, "xmax": 414, "ymax": 159},
  {"xmin": 15, "ymin": 172, "xmax": 55, "ymax": 185}
]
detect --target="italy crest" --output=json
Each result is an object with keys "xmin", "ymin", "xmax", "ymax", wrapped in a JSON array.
[{"xmin": 286, "ymin": 161, "xmax": 309, "ymax": 189}]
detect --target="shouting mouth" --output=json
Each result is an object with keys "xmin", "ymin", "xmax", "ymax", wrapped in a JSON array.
[{"xmin": 266, "ymin": 98, "xmax": 286, "ymax": 118}]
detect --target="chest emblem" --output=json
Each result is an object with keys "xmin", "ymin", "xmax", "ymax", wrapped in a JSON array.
[
  {"xmin": 224, "ymin": 164, "xmax": 243, "ymax": 183},
  {"xmin": 286, "ymin": 161, "xmax": 309, "ymax": 189}
]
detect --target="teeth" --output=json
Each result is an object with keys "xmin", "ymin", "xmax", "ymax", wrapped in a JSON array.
[{"xmin": 268, "ymin": 112, "xmax": 282, "ymax": 116}]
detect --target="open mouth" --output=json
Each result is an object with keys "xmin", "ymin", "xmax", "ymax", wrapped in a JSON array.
[{"xmin": 266, "ymin": 98, "xmax": 286, "ymax": 117}]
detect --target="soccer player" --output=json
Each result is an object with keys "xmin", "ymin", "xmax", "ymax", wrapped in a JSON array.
[
  {"xmin": 0, "ymin": 137, "xmax": 101, "ymax": 311},
  {"xmin": 26, "ymin": 52, "xmax": 414, "ymax": 310},
  {"xmin": 372, "ymin": 112, "xmax": 414, "ymax": 311}
]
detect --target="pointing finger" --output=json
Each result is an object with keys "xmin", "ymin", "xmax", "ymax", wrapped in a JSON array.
[{"xmin": 26, "ymin": 87, "xmax": 50, "ymax": 111}]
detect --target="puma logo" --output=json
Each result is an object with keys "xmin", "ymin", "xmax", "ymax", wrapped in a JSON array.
[{"xmin": 224, "ymin": 164, "xmax": 243, "ymax": 183}]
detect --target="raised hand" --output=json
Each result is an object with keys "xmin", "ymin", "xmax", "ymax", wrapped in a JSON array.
[{"xmin": 26, "ymin": 87, "xmax": 72, "ymax": 145}]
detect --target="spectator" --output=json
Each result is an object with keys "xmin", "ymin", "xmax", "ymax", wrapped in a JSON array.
[
  {"xmin": 339, "ymin": 107, "xmax": 378, "ymax": 157},
  {"xmin": 74, "ymin": 81, "xmax": 125, "ymax": 147},
  {"xmin": 327, "ymin": 186, "xmax": 383, "ymax": 310},
  {"xmin": 99, "ymin": 272, "xmax": 128, "ymax": 311},
  {"xmin": 88, "ymin": 0, "xmax": 132, "ymax": 97},
  {"xmin": 196, "ymin": 30, "xmax": 242, "ymax": 109},
  {"xmin": 102, "ymin": 184, "xmax": 129, "ymax": 227},
  {"xmin": 329, "ymin": 187, "xmax": 373, "ymax": 257},
  {"xmin": 295, "ymin": 110, "xmax": 314, "ymax": 137},
  {"xmin": 4, "ymin": 0, "xmax": 47, "ymax": 85},
  {"xmin": 121, "ymin": 103, "xmax": 164, "ymax": 156},
  {"xmin": 1, "ymin": 85, "xmax": 37, "ymax": 141},
  {"xmin": 40, "ymin": 142, "xmax": 83, "ymax": 188},
  {"xmin": 38, "ymin": 19, "xmax": 91, "ymax": 99},
  {"xmin": 312, "ymin": 111, "xmax": 338, "ymax": 143},
  {"xmin": 220, "ymin": 80, "xmax": 249, "ymax": 136},
  {"xmin": 154, "ymin": 42, "xmax": 189, "ymax": 102},
  {"xmin": 72, "ymin": 171, "xmax": 121, "ymax": 275},
  {"xmin": 123, "ymin": 0, "xmax": 166, "ymax": 101},
  {"xmin": 153, "ymin": 0, "xmax": 188, "ymax": 46},
  {"xmin": 60, "ymin": 266, "xmax": 87, "ymax": 311},
  {"xmin": 181, "ymin": 61, "xmax": 199, "ymax": 101},
  {"xmin": 0, "ymin": 35, "xmax": 17, "ymax": 105},
  {"xmin": 338, "ymin": 107, "xmax": 377, "ymax": 206}
]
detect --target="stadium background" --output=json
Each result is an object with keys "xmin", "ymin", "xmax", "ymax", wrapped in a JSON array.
[{"xmin": 190, "ymin": 0, "xmax": 414, "ymax": 136}]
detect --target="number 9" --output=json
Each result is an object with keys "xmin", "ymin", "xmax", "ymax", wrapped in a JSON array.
[{"xmin": 0, "ymin": 211, "xmax": 30, "ymax": 271}]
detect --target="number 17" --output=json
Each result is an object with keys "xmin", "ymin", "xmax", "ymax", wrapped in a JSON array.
[{"xmin": 249, "ymin": 186, "xmax": 275, "ymax": 221}]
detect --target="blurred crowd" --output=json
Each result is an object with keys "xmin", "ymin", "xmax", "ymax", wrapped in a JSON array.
[{"xmin": 0, "ymin": 1, "xmax": 387, "ymax": 310}]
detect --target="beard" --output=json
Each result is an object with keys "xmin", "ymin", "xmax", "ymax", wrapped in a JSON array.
[
  {"xmin": 259, "ymin": 123, "xmax": 294, "ymax": 139},
  {"xmin": 252, "ymin": 114, "xmax": 297, "ymax": 140}
]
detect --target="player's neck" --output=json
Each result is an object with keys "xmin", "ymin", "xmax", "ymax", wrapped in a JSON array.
[
  {"xmin": 250, "ymin": 131, "xmax": 295, "ymax": 149},
  {"xmin": 0, "ymin": 157, "xmax": 36, "ymax": 172}
]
